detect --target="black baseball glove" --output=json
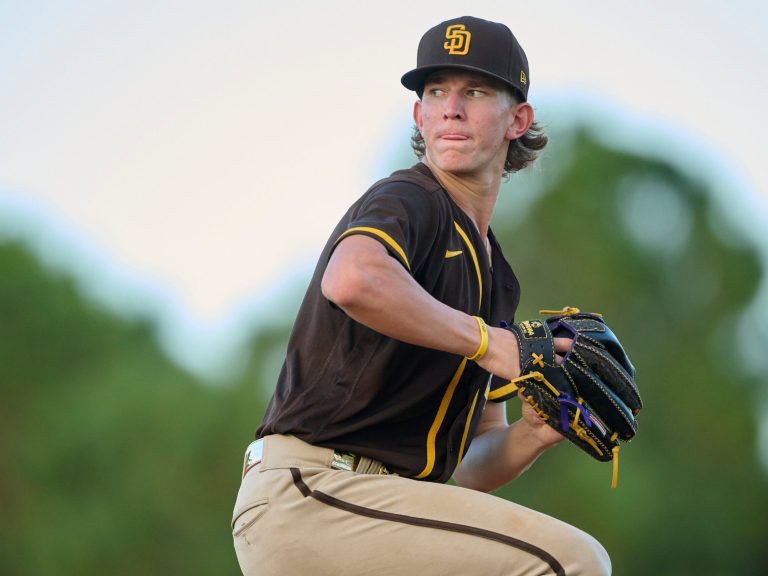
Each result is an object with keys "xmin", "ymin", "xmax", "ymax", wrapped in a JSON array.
[{"xmin": 505, "ymin": 307, "xmax": 641, "ymax": 487}]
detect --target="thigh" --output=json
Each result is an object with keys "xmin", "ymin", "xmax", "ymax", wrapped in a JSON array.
[{"xmin": 233, "ymin": 466, "xmax": 609, "ymax": 576}]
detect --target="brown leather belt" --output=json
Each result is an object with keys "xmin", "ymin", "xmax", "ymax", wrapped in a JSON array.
[{"xmin": 242, "ymin": 437, "xmax": 393, "ymax": 479}]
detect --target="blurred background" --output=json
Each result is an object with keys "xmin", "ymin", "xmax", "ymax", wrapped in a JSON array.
[{"xmin": 2, "ymin": 1, "xmax": 767, "ymax": 574}]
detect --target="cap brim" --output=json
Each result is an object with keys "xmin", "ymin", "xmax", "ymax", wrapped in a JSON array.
[{"xmin": 400, "ymin": 64, "xmax": 526, "ymax": 101}]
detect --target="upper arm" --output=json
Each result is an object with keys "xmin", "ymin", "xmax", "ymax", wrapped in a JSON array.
[{"xmin": 322, "ymin": 234, "xmax": 395, "ymax": 301}]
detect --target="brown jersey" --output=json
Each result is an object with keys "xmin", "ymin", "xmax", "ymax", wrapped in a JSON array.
[{"xmin": 256, "ymin": 163, "xmax": 521, "ymax": 482}]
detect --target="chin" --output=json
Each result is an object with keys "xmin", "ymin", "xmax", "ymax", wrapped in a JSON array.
[{"xmin": 429, "ymin": 153, "xmax": 474, "ymax": 174}]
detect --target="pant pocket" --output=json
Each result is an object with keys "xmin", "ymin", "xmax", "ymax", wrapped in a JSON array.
[{"xmin": 232, "ymin": 497, "xmax": 269, "ymax": 538}]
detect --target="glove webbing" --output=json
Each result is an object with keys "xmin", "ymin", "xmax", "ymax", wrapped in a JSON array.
[{"xmin": 506, "ymin": 372, "xmax": 622, "ymax": 489}]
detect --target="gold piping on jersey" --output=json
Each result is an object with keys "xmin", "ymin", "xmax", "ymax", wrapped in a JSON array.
[
  {"xmin": 335, "ymin": 227, "xmax": 411, "ymax": 271},
  {"xmin": 415, "ymin": 357, "xmax": 467, "ymax": 479},
  {"xmin": 453, "ymin": 221, "xmax": 482, "ymax": 311},
  {"xmin": 456, "ymin": 388, "xmax": 480, "ymax": 468}
]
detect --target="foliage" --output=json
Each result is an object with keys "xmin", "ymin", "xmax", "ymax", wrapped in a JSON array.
[
  {"xmin": 492, "ymin": 130, "xmax": 768, "ymax": 575},
  {"xmin": 1, "ymin": 126, "xmax": 766, "ymax": 575},
  {"xmin": 0, "ymin": 243, "xmax": 284, "ymax": 575}
]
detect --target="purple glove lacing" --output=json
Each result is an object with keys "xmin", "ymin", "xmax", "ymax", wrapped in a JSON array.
[{"xmin": 557, "ymin": 392, "xmax": 593, "ymax": 433}]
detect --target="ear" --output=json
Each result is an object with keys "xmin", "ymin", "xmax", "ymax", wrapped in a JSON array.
[
  {"xmin": 506, "ymin": 102, "xmax": 534, "ymax": 141},
  {"xmin": 413, "ymin": 99, "xmax": 423, "ymax": 131}
]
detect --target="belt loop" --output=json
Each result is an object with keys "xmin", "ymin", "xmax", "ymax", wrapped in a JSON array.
[{"xmin": 242, "ymin": 439, "xmax": 264, "ymax": 478}]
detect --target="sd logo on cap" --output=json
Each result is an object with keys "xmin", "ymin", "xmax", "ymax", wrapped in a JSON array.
[{"xmin": 443, "ymin": 24, "xmax": 471, "ymax": 55}]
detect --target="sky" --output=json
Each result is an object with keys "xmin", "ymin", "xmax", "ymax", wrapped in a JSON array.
[{"xmin": 1, "ymin": 0, "xmax": 767, "ymax": 378}]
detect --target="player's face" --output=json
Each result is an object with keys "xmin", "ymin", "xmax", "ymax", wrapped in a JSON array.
[{"xmin": 413, "ymin": 71, "xmax": 530, "ymax": 178}]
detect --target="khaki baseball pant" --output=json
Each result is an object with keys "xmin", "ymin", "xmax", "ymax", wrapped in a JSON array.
[{"xmin": 231, "ymin": 434, "xmax": 610, "ymax": 575}]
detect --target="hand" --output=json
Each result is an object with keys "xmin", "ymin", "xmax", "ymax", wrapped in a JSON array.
[
  {"xmin": 554, "ymin": 336, "xmax": 575, "ymax": 362},
  {"xmin": 476, "ymin": 325, "xmax": 574, "ymax": 382},
  {"xmin": 518, "ymin": 391, "xmax": 566, "ymax": 448}
]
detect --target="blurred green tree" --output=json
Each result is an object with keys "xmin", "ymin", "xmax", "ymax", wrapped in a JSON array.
[
  {"xmin": 1, "ymin": 123, "xmax": 766, "ymax": 575},
  {"xmin": 0, "ymin": 241, "xmax": 286, "ymax": 575},
  {"xmin": 491, "ymin": 129, "xmax": 768, "ymax": 575}
]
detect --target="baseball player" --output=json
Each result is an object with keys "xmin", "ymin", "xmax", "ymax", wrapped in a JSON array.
[{"xmin": 232, "ymin": 16, "xmax": 611, "ymax": 576}]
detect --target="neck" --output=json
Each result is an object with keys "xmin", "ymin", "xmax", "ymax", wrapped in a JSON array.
[{"xmin": 423, "ymin": 159, "xmax": 502, "ymax": 236}]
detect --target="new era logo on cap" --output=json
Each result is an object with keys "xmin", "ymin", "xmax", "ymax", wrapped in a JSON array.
[{"xmin": 401, "ymin": 16, "xmax": 530, "ymax": 102}]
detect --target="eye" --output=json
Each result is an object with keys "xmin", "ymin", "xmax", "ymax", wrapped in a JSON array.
[
  {"xmin": 467, "ymin": 89, "xmax": 486, "ymax": 98},
  {"xmin": 428, "ymin": 87, "xmax": 446, "ymax": 97}
]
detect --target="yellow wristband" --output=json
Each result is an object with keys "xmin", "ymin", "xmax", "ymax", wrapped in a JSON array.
[{"xmin": 467, "ymin": 316, "xmax": 489, "ymax": 362}]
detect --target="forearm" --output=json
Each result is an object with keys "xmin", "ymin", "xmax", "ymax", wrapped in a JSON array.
[
  {"xmin": 327, "ymin": 264, "xmax": 474, "ymax": 356},
  {"xmin": 452, "ymin": 418, "xmax": 553, "ymax": 492},
  {"xmin": 322, "ymin": 235, "xmax": 509, "ymax": 363}
]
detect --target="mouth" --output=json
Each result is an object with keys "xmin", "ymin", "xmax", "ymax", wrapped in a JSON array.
[{"xmin": 439, "ymin": 132, "xmax": 470, "ymax": 142}]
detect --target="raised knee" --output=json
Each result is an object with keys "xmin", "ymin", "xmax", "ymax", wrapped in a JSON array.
[{"xmin": 564, "ymin": 528, "xmax": 611, "ymax": 576}]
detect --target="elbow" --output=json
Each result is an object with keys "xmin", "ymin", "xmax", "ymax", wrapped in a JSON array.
[
  {"xmin": 452, "ymin": 469, "xmax": 496, "ymax": 493},
  {"xmin": 321, "ymin": 270, "xmax": 351, "ymax": 308},
  {"xmin": 322, "ymin": 235, "xmax": 393, "ymax": 312},
  {"xmin": 321, "ymin": 262, "xmax": 373, "ymax": 311},
  {"xmin": 453, "ymin": 460, "xmax": 495, "ymax": 492},
  {"xmin": 454, "ymin": 459, "xmax": 532, "ymax": 492}
]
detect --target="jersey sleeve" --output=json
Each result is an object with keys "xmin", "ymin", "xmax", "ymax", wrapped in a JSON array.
[{"xmin": 334, "ymin": 181, "xmax": 441, "ymax": 274}]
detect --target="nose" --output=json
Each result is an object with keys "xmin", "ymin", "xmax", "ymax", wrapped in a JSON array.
[{"xmin": 443, "ymin": 92, "xmax": 465, "ymax": 120}]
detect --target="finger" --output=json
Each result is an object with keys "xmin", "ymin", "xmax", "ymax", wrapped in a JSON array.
[{"xmin": 553, "ymin": 336, "xmax": 574, "ymax": 355}]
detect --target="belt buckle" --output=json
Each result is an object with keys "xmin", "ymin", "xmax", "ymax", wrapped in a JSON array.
[
  {"xmin": 330, "ymin": 451, "xmax": 391, "ymax": 475},
  {"xmin": 242, "ymin": 439, "xmax": 264, "ymax": 478},
  {"xmin": 330, "ymin": 451, "xmax": 358, "ymax": 472}
]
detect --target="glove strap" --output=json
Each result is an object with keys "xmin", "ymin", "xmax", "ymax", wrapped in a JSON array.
[
  {"xmin": 466, "ymin": 316, "xmax": 489, "ymax": 362},
  {"xmin": 611, "ymin": 446, "xmax": 620, "ymax": 489},
  {"xmin": 538, "ymin": 306, "xmax": 582, "ymax": 316},
  {"xmin": 538, "ymin": 306, "xmax": 603, "ymax": 318}
]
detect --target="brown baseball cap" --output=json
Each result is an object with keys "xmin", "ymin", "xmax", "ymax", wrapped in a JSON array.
[{"xmin": 401, "ymin": 16, "xmax": 530, "ymax": 102}]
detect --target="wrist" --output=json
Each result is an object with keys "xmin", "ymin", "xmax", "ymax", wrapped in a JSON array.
[
  {"xmin": 476, "ymin": 327, "xmax": 521, "ymax": 381},
  {"xmin": 466, "ymin": 316, "xmax": 489, "ymax": 361}
]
